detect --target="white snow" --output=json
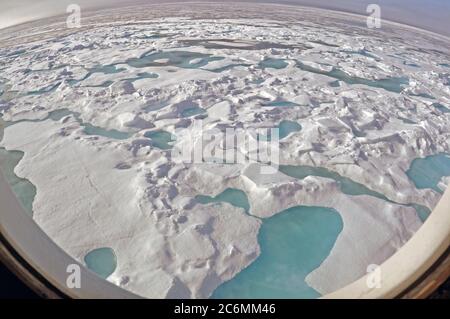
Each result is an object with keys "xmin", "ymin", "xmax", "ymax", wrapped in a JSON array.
[{"xmin": 1, "ymin": 3, "xmax": 450, "ymax": 298}]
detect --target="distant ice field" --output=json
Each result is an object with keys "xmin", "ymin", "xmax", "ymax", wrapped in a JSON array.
[{"xmin": 0, "ymin": 3, "xmax": 450, "ymax": 298}]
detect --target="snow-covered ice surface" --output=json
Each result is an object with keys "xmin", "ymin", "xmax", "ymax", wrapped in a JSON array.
[{"xmin": 1, "ymin": 3, "xmax": 450, "ymax": 298}]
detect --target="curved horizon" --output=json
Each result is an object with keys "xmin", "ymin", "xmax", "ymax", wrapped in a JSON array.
[{"xmin": 0, "ymin": 0, "xmax": 449, "ymax": 37}]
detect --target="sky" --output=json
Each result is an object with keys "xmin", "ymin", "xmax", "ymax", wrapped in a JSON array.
[{"xmin": 0, "ymin": 0, "xmax": 449, "ymax": 36}]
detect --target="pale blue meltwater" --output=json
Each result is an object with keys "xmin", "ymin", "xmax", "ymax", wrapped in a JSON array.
[
  {"xmin": 196, "ymin": 188, "xmax": 343, "ymax": 298},
  {"xmin": 82, "ymin": 122, "xmax": 131, "ymax": 140},
  {"xmin": 89, "ymin": 64, "xmax": 126, "ymax": 75},
  {"xmin": 259, "ymin": 58, "xmax": 288, "ymax": 70},
  {"xmin": 279, "ymin": 165, "xmax": 431, "ymax": 222},
  {"xmin": 206, "ymin": 63, "xmax": 252, "ymax": 73},
  {"xmin": 296, "ymin": 61, "xmax": 409, "ymax": 93},
  {"xmin": 406, "ymin": 154, "xmax": 450, "ymax": 194},
  {"xmin": 212, "ymin": 205, "xmax": 343, "ymax": 299},
  {"xmin": 66, "ymin": 65, "xmax": 126, "ymax": 87},
  {"xmin": 0, "ymin": 148, "xmax": 36, "ymax": 216},
  {"xmin": 5, "ymin": 109, "xmax": 132, "ymax": 140},
  {"xmin": 127, "ymin": 50, "xmax": 224, "ymax": 69},
  {"xmin": 196, "ymin": 188, "xmax": 250, "ymax": 213},
  {"xmin": 144, "ymin": 130, "xmax": 174, "ymax": 150},
  {"xmin": 66, "ymin": 65, "xmax": 157, "ymax": 87},
  {"xmin": 280, "ymin": 165, "xmax": 390, "ymax": 198},
  {"xmin": 84, "ymin": 247, "xmax": 117, "ymax": 279},
  {"xmin": 261, "ymin": 120, "xmax": 302, "ymax": 141},
  {"xmin": 0, "ymin": 110, "xmax": 130, "ymax": 216},
  {"xmin": 278, "ymin": 120, "xmax": 302, "ymax": 139},
  {"xmin": 181, "ymin": 107, "xmax": 206, "ymax": 118},
  {"xmin": 124, "ymin": 72, "xmax": 159, "ymax": 83}
]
